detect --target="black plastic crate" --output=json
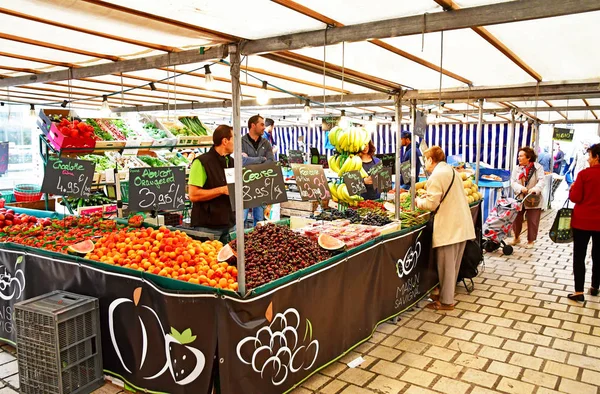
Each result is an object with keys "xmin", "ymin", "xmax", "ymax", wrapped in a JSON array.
[{"xmin": 15, "ymin": 291, "xmax": 104, "ymax": 394}]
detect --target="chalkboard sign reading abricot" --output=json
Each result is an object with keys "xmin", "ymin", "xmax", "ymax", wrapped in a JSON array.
[
  {"xmin": 41, "ymin": 156, "xmax": 95, "ymax": 198},
  {"xmin": 128, "ymin": 167, "xmax": 186, "ymax": 212},
  {"xmin": 343, "ymin": 170, "xmax": 367, "ymax": 196},
  {"xmin": 228, "ymin": 162, "xmax": 288, "ymax": 209},
  {"xmin": 292, "ymin": 164, "xmax": 330, "ymax": 201}
]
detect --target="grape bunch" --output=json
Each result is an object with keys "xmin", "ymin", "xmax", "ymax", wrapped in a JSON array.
[
  {"xmin": 312, "ymin": 208, "xmax": 344, "ymax": 221},
  {"xmin": 343, "ymin": 209, "xmax": 361, "ymax": 224},
  {"xmin": 230, "ymin": 224, "xmax": 331, "ymax": 290},
  {"xmin": 361, "ymin": 213, "xmax": 392, "ymax": 226}
]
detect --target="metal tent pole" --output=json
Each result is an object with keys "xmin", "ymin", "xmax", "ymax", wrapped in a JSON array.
[
  {"xmin": 410, "ymin": 99, "xmax": 416, "ymax": 210},
  {"xmin": 533, "ymin": 121, "xmax": 540, "ymax": 154},
  {"xmin": 230, "ymin": 44, "xmax": 245, "ymax": 296},
  {"xmin": 394, "ymin": 93, "xmax": 402, "ymax": 220},
  {"xmin": 475, "ymin": 99, "xmax": 484, "ymax": 186},
  {"xmin": 508, "ymin": 109, "xmax": 516, "ymax": 171}
]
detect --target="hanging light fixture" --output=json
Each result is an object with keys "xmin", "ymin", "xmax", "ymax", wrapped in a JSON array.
[
  {"xmin": 339, "ymin": 109, "xmax": 350, "ymax": 128},
  {"xmin": 29, "ymin": 104, "xmax": 36, "ymax": 118},
  {"xmin": 256, "ymin": 81, "xmax": 269, "ymax": 105},
  {"xmin": 149, "ymin": 82, "xmax": 157, "ymax": 91},
  {"xmin": 301, "ymin": 99, "xmax": 311, "ymax": 124},
  {"xmin": 61, "ymin": 100, "xmax": 68, "ymax": 108},
  {"xmin": 100, "ymin": 95, "xmax": 111, "ymax": 117},
  {"xmin": 203, "ymin": 65, "xmax": 215, "ymax": 90}
]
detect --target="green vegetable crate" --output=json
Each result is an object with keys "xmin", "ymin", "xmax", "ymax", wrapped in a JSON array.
[{"xmin": 119, "ymin": 181, "xmax": 129, "ymax": 203}]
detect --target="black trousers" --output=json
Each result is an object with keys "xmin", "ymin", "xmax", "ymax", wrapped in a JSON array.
[{"xmin": 573, "ymin": 228, "xmax": 600, "ymax": 292}]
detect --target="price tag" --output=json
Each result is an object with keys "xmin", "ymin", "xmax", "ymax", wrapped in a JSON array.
[
  {"xmin": 41, "ymin": 156, "xmax": 95, "ymax": 198},
  {"xmin": 128, "ymin": 167, "xmax": 186, "ymax": 212},
  {"xmin": 224, "ymin": 168, "xmax": 235, "ymax": 184},
  {"xmin": 291, "ymin": 164, "xmax": 331, "ymax": 201},
  {"xmin": 553, "ymin": 127, "xmax": 574, "ymax": 142},
  {"xmin": 288, "ymin": 150, "xmax": 304, "ymax": 164},
  {"xmin": 228, "ymin": 162, "xmax": 288, "ymax": 209},
  {"xmin": 278, "ymin": 154, "xmax": 289, "ymax": 167},
  {"xmin": 343, "ymin": 170, "xmax": 367, "ymax": 196},
  {"xmin": 378, "ymin": 166, "xmax": 393, "ymax": 191},
  {"xmin": 414, "ymin": 110, "xmax": 427, "ymax": 138},
  {"xmin": 105, "ymin": 169, "xmax": 115, "ymax": 184},
  {"xmin": 0, "ymin": 142, "xmax": 8, "ymax": 175}
]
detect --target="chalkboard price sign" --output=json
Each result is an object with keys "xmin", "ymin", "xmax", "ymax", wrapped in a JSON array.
[
  {"xmin": 343, "ymin": 170, "xmax": 367, "ymax": 196},
  {"xmin": 414, "ymin": 111, "xmax": 427, "ymax": 138},
  {"xmin": 375, "ymin": 153, "xmax": 396, "ymax": 174},
  {"xmin": 128, "ymin": 167, "xmax": 186, "ymax": 212},
  {"xmin": 378, "ymin": 166, "xmax": 393, "ymax": 191},
  {"xmin": 400, "ymin": 160, "xmax": 411, "ymax": 185},
  {"xmin": 553, "ymin": 127, "xmax": 574, "ymax": 142},
  {"xmin": 41, "ymin": 156, "xmax": 95, "ymax": 198},
  {"xmin": 278, "ymin": 154, "xmax": 289, "ymax": 167},
  {"xmin": 0, "ymin": 142, "xmax": 8, "ymax": 175},
  {"xmin": 228, "ymin": 162, "xmax": 288, "ymax": 209},
  {"xmin": 288, "ymin": 150, "xmax": 304, "ymax": 164},
  {"xmin": 292, "ymin": 164, "xmax": 331, "ymax": 201}
]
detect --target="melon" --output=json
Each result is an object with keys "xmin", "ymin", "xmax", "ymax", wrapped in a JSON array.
[
  {"xmin": 217, "ymin": 243, "xmax": 237, "ymax": 262},
  {"xmin": 67, "ymin": 240, "xmax": 95, "ymax": 256},
  {"xmin": 318, "ymin": 234, "xmax": 345, "ymax": 251}
]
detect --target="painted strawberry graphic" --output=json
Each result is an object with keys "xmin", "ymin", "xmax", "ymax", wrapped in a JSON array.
[{"xmin": 165, "ymin": 327, "xmax": 205, "ymax": 386}]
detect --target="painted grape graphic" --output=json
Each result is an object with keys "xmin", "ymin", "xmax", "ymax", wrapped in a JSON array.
[{"xmin": 236, "ymin": 303, "xmax": 319, "ymax": 386}]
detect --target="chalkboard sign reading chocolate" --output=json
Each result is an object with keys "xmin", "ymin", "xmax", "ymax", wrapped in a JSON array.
[
  {"xmin": 228, "ymin": 162, "xmax": 288, "ymax": 210},
  {"xmin": 41, "ymin": 156, "xmax": 95, "ymax": 198},
  {"xmin": 375, "ymin": 153, "xmax": 396, "ymax": 173},
  {"xmin": 292, "ymin": 164, "xmax": 331, "ymax": 201},
  {"xmin": 343, "ymin": 170, "xmax": 367, "ymax": 196},
  {"xmin": 553, "ymin": 127, "xmax": 574, "ymax": 142},
  {"xmin": 128, "ymin": 167, "xmax": 186, "ymax": 212},
  {"xmin": 0, "ymin": 142, "xmax": 8, "ymax": 174},
  {"xmin": 288, "ymin": 150, "xmax": 304, "ymax": 164}
]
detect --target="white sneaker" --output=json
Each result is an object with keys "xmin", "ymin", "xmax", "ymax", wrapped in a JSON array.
[{"xmin": 525, "ymin": 242, "xmax": 534, "ymax": 249}]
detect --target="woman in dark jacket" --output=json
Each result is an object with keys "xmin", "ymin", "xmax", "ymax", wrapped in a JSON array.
[
  {"xmin": 568, "ymin": 143, "xmax": 600, "ymax": 302},
  {"xmin": 358, "ymin": 141, "xmax": 381, "ymax": 200}
]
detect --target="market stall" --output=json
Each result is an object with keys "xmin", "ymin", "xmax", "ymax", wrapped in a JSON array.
[{"xmin": 0, "ymin": 203, "xmax": 481, "ymax": 394}]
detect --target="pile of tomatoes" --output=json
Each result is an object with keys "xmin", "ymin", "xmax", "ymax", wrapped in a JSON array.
[
  {"xmin": 87, "ymin": 226, "xmax": 237, "ymax": 291},
  {"xmin": 56, "ymin": 118, "xmax": 96, "ymax": 139}
]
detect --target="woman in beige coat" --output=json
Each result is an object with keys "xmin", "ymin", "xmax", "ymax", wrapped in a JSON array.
[
  {"xmin": 416, "ymin": 146, "xmax": 476, "ymax": 311},
  {"xmin": 510, "ymin": 147, "xmax": 546, "ymax": 248}
]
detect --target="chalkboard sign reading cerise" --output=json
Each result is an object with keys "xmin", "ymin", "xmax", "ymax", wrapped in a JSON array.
[
  {"xmin": 288, "ymin": 150, "xmax": 304, "ymax": 164},
  {"xmin": 343, "ymin": 170, "xmax": 367, "ymax": 196},
  {"xmin": 228, "ymin": 162, "xmax": 288, "ymax": 209},
  {"xmin": 41, "ymin": 156, "xmax": 95, "ymax": 198},
  {"xmin": 292, "ymin": 164, "xmax": 331, "ymax": 201},
  {"xmin": 128, "ymin": 167, "xmax": 186, "ymax": 212}
]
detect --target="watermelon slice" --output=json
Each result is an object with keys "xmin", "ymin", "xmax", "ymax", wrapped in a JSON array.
[
  {"xmin": 318, "ymin": 234, "xmax": 345, "ymax": 250},
  {"xmin": 67, "ymin": 239, "xmax": 95, "ymax": 256},
  {"xmin": 217, "ymin": 243, "xmax": 237, "ymax": 262}
]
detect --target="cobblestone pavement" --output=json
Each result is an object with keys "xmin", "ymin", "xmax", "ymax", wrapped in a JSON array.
[{"xmin": 0, "ymin": 190, "xmax": 598, "ymax": 394}]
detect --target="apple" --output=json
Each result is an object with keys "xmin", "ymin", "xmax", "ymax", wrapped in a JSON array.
[
  {"xmin": 5, "ymin": 213, "xmax": 13, "ymax": 221},
  {"xmin": 13, "ymin": 218, "xmax": 21, "ymax": 225},
  {"xmin": 5, "ymin": 220, "xmax": 12, "ymax": 226},
  {"xmin": 6, "ymin": 209, "xmax": 14, "ymax": 215}
]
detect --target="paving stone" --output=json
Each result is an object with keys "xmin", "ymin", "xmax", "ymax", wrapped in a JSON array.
[
  {"xmin": 368, "ymin": 359, "xmax": 405, "ymax": 379},
  {"xmin": 432, "ymin": 377, "xmax": 471, "ymax": 394},
  {"xmin": 470, "ymin": 387, "xmax": 499, "ymax": 394},
  {"xmin": 339, "ymin": 385, "xmax": 373, "ymax": 394},
  {"xmin": 403, "ymin": 386, "xmax": 437, "ymax": 394},
  {"xmin": 0, "ymin": 353, "xmax": 15, "ymax": 367},
  {"xmin": 396, "ymin": 352, "xmax": 433, "ymax": 369},
  {"xmin": 0, "ymin": 388, "xmax": 18, "ymax": 394},
  {"xmin": 394, "ymin": 339, "xmax": 429, "ymax": 355},
  {"xmin": 399, "ymin": 367, "xmax": 437, "ymax": 387},
  {"xmin": 491, "ymin": 327, "xmax": 521, "ymax": 340},
  {"xmin": 562, "ymin": 321, "xmax": 592, "ymax": 334},
  {"xmin": 354, "ymin": 342, "xmax": 376, "ymax": 354},
  {"xmin": 419, "ymin": 321, "xmax": 449, "ymax": 335},
  {"xmin": 290, "ymin": 388, "xmax": 313, "ymax": 394},
  {"xmin": 380, "ymin": 335, "xmax": 402, "ymax": 348},
  {"xmin": 532, "ymin": 316, "xmax": 561, "ymax": 328},
  {"xmin": 551, "ymin": 310, "xmax": 580, "ymax": 323},
  {"xmin": 574, "ymin": 332, "xmax": 600, "ymax": 347},
  {"xmin": 478, "ymin": 345, "xmax": 511, "ymax": 362},
  {"xmin": 455, "ymin": 353, "xmax": 489, "ymax": 370},
  {"xmin": 568, "ymin": 353, "xmax": 600, "ymax": 372},
  {"xmin": 465, "ymin": 321, "xmax": 494, "ymax": 334},
  {"xmin": 415, "ymin": 310, "xmax": 444, "ymax": 323},
  {"xmin": 0, "ymin": 362, "xmax": 17, "ymax": 380},
  {"xmin": 508, "ymin": 353, "xmax": 544, "ymax": 371},
  {"xmin": 366, "ymin": 375, "xmax": 406, "ymax": 394},
  {"xmin": 403, "ymin": 319, "xmax": 424, "ymax": 329},
  {"xmin": 420, "ymin": 333, "xmax": 451, "ymax": 347},
  {"xmin": 461, "ymin": 311, "xmax": 488, "ymax": 322},
  {"xmin": 543, "ymin": 360, "xmax": 579, "ymax": 380},
  {"xmin": 501, "ymin": 339, "xmax": 534, "ymax": 355},
  {"xmin": 500, "ymin": 302, "xmax": 526, "ymax": 312},
  {"xmin": 423, "ymin": 345, "xmax": 457, "ymax": 362},
  {"xmin": 568, "ymin": 306, "xmax": 597, "ymax": 317},
  {"xmin": 504, "ymin": 311, "xmax": 533, "ymax": 322},
  {"xmin": 485, "ymin": 316, "xmax": 514, "ymax": 328},
  {"xmin": 427, "ymin": 359, "xmax": 464, "ymax": 378},
  {"xmin": 521, "ymin": 369, "xmax": 559, "ymax": 389},
  {"xmin": 581, "ymin": 369, "xmax": 600, "ymax": 386},
  {"xmin": 552, "ymin": 338, "xmax": 585, "ymax": 354},
  {"xmin": 479, "ymin": 306, "xmax": 505, "ymax": 317},
  {"xmin": 478, "ymin": 298, "xmax": 502, "ymax": 308},
  {"xmin": 320, "ymin": 379, "xmax": 348, "ymax": 394},
  {"xmin": 445, "ymin": 327, "xmax": 475, "ymax": 341},
  {"xmin": 496, "ymin": 377, "xmax": 536, "ymax": 394},
  {"xmin": 369, "ymin": 331, "xmax": 387, "ymax": 344},
  {"xmin": 368, "ymin": 345, "xmax": 402, "ymax": 362},
  {"xmin": 521, "ymin": 332, "xmax": 552, "ymax": 346},
  {"xmin": 322, "ymin": 362, "xmax": 347, "ymax": 378},
  {"xmin": 587, "ymin": 345, "xmax": 600, "ymax": 358},
  {"xmin": 461, "ymin": 368, "xmax": 499, "ymax": 388},
  {"xmin": 513, "ymin": 321, "xmax": 543, "ymax": 333},
  {"xmin": 2, "ymin": 374, "xmax": 16, "ymax": 389},
  {"xmin": 439, "ymin": 316, "xmax": 467, "ymax": 329},
  {"xmin": 392, "ymin": 327, "xmax": 424, "ymax": 341},
  {"xmin": 473, "ymin": 333, "xmax": 504, "ymax": 348},
  {"xmin": 487, "ymin": 360, "xmax": 522, "ymax": 379},
  {"xmin": 580, "ymin": 316, "xmax": 600, "ymax": 327},
  {"xmin": 558, "ymin": 378, "xmax": 599, "ymax": 394},
  {"xmin": 447, "ymin": 339, "xmax": 480, "ymax": 355},
  {"xmin": 337, "ymin": 368, "xmax": 375, "ymax": 386},
  {"xmin": 533, "ymin": 346, "xmax": 568, "ymax": 363},
  {"xmin": 302, "ymin": 374, "xmax": 331, "ymax": 391},
  {"xmin": 542, "ymin": 326, "xmax": 573, "ymax": 339},
  {"xmin": 493, "ymin": 293, "xmax": 518, "ymax": 303}
]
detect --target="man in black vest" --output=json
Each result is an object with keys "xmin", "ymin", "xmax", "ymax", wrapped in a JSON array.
[{"xmin": 188, "ymin": 125, "xmax": 235, "ymax": 242}]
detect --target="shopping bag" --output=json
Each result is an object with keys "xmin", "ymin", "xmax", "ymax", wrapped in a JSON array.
[{"xmin": 549, "ymin": 200, "xmax": 573, "ymax": 243}]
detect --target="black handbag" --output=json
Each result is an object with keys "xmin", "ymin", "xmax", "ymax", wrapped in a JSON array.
[
  {"xmin": 549, "ymin": 199, "xmax": 573, "ymax": 243},
  {"xmin": 425, "ymin": 168, "xmax": 456, "ymax": 233}
]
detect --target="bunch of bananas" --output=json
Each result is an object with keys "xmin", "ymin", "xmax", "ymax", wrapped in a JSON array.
[
  {"xmin": 328, "ymin": 182, "xmax": 364, "ymax": 207},
  {"xmin": 328, "ymin": 126, "xmax": 371, "ymax": 154},
  {"xmin": 328, "ymin": 154, "xmax": 369, "ymax": 178}
]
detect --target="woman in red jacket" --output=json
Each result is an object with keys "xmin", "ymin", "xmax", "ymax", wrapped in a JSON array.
[{"xmin": 568, "ymin": 143, "xmax": 600, "ymax": 302}]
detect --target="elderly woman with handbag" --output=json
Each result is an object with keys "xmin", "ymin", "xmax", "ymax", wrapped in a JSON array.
[
  {"xmin": 510, "ymin": 147, "xmax": 547, "ymax": 248},
  {"xmin": 567, "ymin": 143, "xmax": 600, "ymax": 302},
  {"xmin": 416, "ymin": 146, "xmax": 476, "ymax": 311}
]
